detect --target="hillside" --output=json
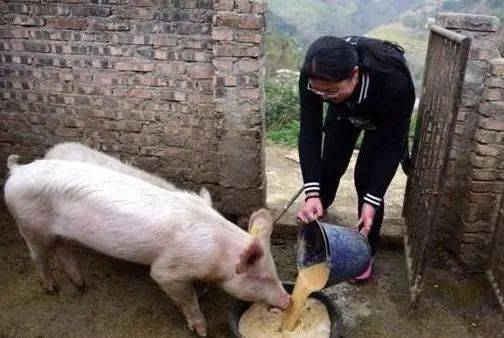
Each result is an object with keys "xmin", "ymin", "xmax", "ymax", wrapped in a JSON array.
[
  {"xmin": 366, "ymin": 21, "xmax": 428, "ymax": 90},
  {"xmin": 266, "ymin": 0, "xmax": 502, "ymax": 87},
  {"xmin": 267, "ymin": 0, "xmax": 423, "ymax": 46}
]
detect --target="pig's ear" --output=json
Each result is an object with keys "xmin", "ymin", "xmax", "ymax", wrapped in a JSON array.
[
  {"xmin": 248, "ymin": 208, "xmax": 273, "ymax": 242},
  {"xmin": 236, "ymin": 239, "xmax": 264, "ymax": 274}
]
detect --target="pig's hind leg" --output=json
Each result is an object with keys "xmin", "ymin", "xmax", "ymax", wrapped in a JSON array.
[
  {"xmin": 54, "ymin": 239, "xmax": 85, "ymax": 291},
  {"xmin": 151, "ymin": 261, "xmax": 207, "ymax": 337},
  {"xmin": 20, "ymin": 229, "xmax": 59, "ymax": 294}
]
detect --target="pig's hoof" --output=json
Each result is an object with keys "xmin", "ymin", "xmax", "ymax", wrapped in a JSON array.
[
  {"xmin": 43, "ymin": 282, "xmax": 60, "ymax": 295},
  {"xmin": 73, "ymin": 280, "xmax": 86, "ymax": 292},
  {"xmin": 68, "ymin": 276, "xmax": 86, "ymax": 292},
  {"xmin": 188, "ymin": 319, "xmax": 207, "ymax": 337}
]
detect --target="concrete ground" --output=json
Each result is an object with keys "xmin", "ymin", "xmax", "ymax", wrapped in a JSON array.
[
  {"xmin": 266, "ymin": 143, "xmax": 406, "ymax": 248},
  {"xmin": 1, "ymin": 144, "xmax": 503, "ymax": 337}
]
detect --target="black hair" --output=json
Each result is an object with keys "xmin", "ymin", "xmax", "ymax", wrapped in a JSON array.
[{"xmin": 301, "ymin": 36, "xmax": 407, "ymax": 81}]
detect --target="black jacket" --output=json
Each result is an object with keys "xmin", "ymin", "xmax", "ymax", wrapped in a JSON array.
[{"xmin": 298, "ymin": 37, "xmax": 415, "ymax": 206}]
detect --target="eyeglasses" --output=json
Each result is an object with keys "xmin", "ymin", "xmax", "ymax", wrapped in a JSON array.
[{"xmin": 307, "ymin": 81, "xmax": 340, "ymax": 97}]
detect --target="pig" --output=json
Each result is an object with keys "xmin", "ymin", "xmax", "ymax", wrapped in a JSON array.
[
  {"xmin": 45, "ymin": 142, "xmax": 176, "ymax": 190},
  {"xmin": 4, "ymin": 155, "xmax": 289, "ymax": 336},
  {"xmin": 45, "ymin": 142, "xmax": 212, "ymax": 208}
]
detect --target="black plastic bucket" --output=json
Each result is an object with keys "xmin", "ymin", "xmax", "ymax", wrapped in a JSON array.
[{"xmin": 228, "ymin": 282, "xmax": 342, "ymax": 338}]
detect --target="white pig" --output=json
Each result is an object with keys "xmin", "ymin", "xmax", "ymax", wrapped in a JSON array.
[
  {"xmin": 4, "ymin": 156, "xmax": 289, "ymax": 336},
  {"xmin": 45, "ymin": 142, "xmax": 176, "ymax": 189},
  {"xmin": 45, "ymin": 142, "xmax": 213, "ymax": 208}
]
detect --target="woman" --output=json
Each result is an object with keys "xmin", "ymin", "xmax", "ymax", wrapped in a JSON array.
[{"xmin": 296, "ymin": 36, "xmax": 415, "ymax": 281}]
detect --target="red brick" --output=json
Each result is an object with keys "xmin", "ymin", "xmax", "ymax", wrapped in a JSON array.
[
  {"xmin": 240, "ymin": 88, "xmax": 260, "ymax": 99},
  {"xmin": 47, "ymin": 18, "xmax": 89, "ymax": 30},
  {"xmin": 489, "ymin": 58, "xmax": 504, "ymax": 76},
  {"xmin": 474, "ymin": 143, "xmax": 501, "ymax": 157},
  {"xmin": 212, "ymin": 27, "xmax": 234, "ymax": 41},
  {"xmin": 479, "ymin": 118, "xmax": 504, "ymax": 131},
  {"xmin": 251, "ymin": 1, "xmax": 267, "ymax": 14},
  {"xmin": 12, "ymin": 16, "xmax": 45, "ymax": 26},
  {"xmin": 114, "ymin": 61, "xmax": 154, "ymax": 72},
  {"xmin": 156, "ymin": 62, "xmax": 186, "ymax": 74},
  {"xmin": 64, "ymin": 117, "xmax": 86, "ymax": 128},
  {"xmin": 236, "ymin": 0, "xmax": 252, "ymax": 13},
  {"xmin": 104, "ymin": 121, "xmax": 142, "ymax": 132},
  {"xmin": 160, "ymin": 91, "xmax": 186, "ymax": 102},
  {"xmin": 482, "ymin": 88, "xmax": 504, "ymax": 101},
  {"xmin": 181, "ymin": 50, "xmax": 211, "ymax": 62},
  {"xmin": 237, "ymin": 14, "xmax": 263, "ymax": 30},
  {"xmin": 117, "ymin": 88, "xmax": 153, "ymax": 99},
  {"xmin": 214, "ymin": 12, "xmax": 238, "ymax": 27},
  {"xmin": 181, "ymin": 38, "xmax": 211, "ymax": 49},
  {"xmin": 178, "ymin": 0, "xmax": 197, "ymax": 9},
  {"xmin": 140, "ymin": 146, "xmax": 190, "ymax": 158},
  {"xmin": 236, "ymin": 59, "xmax": 259, "ymax": 73},
  {"xmin": 188, "ymin": 64, "xmax": 213, "ymax": 79},
  {"xmin": 214, "ymin": 0, "xmax": 234, "ymax": 11},
  {"xmin": 154, "ymin": 36, "xmax": 178, "ymax": 47},
  {"xmin": 235, "ymin": 30, "xmax": 262, "ymax": 43},
  {"xmin": 129, "ymin": 0, "xmax": 171, "ymax": 6},
  {"xmin": 214, "ymin": 43, "xmax": 260, "ymax": 57}
]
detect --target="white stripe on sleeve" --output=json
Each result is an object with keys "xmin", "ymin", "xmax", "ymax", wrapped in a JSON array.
[{"xmin": 364, "ymin": 196, "xmax": 380, "ymax": 207}]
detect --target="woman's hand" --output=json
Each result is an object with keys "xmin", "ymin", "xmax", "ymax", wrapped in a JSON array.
[
  {"xmin": 296, "ymin": 196, "xmax": 324, "ymax": 224},
  {"xmin": 356, "ymin": 202, "xmax": 376, "ymax": 237}
]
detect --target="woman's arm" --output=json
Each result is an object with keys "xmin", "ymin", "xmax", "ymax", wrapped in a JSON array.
[
  {"xmin": 298, "ymin": 72, "xmax": 324, "ymax": 197},
  {"xmin": 364, "ymin": 74, "xmax": 413, "ymax": 208}
]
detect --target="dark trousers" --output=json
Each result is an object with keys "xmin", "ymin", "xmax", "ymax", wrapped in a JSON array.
[{"xmin": 319, "ymin": 118, "xmax": 385, "ymax": 256}]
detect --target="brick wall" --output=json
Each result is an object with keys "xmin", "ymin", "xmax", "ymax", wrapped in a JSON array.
[
  {"xmin": 435, "ymin": 13, "xmax": 499, "ymax": 264},
  {"xmin": 433, "ymin": 13, "xmax": 503, "ymax": 270},
  {"xmin": 0, "ymin": 0, "xmax": 267, "ymax": 217},
  {"xmin": 457, "ymin": 58, "xmax": 504, "ymax": 270}
]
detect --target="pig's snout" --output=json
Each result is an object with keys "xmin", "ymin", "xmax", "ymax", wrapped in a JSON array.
[
  {"xmin": 279, "ymin": 291, "xmax": 291, "ymax": 310},
  {"xmin": 268, "ymin": 288, "xmax": 291, "ymax": 310}
]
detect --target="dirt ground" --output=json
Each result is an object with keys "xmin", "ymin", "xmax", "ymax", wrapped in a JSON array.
[
  {"xmin": 2, "ymin": 206, "xmax": 503, "ymax": 337},
  {"xmin": 1, "ymin": 144, "xmax": 503, "ymax": 337},
  {"xmin": 266, "ymin": 143, "xmax": 406, "ymax": 248}
]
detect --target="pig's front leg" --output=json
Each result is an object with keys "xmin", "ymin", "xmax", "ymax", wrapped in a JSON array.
[{"xmin": 151, "ymin": 262, "xmax": 207, "ymax": 336}]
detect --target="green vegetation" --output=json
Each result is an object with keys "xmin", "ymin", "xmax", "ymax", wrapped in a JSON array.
[
  {"xmin": 264, "ymin": 68, "xmax": 300, "ymax": 147},
  {"xmin": 265, "ymin": 28, "xmax": 302, "ymax": 78},
  {"xmin": 266, "ymin": 120, "xmax": 300, "ymax": 148},
  {"xmin": 265, "ymin": 78, "xmax": 299, "ymax": 129}
]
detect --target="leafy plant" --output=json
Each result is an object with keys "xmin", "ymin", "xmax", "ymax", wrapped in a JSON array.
[
  {"xmin": 265, "ymin": 71, "xmax": 300, "ymax": 130},
  {"xmin": 266, "ymin": 120, "xmax": 300, "ymax": 148}
]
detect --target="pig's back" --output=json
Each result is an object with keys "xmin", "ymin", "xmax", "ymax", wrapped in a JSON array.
[
  {"xmin": 5, "ymin": 159, "xmax": 214, "ymax": 265},
  {"xmin": 45, "ymin": 142, "xmax": 176, "ymax": 191},
  {"xmin": 45, "ymin": 142, "xmax": 121, "ymax": 167}
]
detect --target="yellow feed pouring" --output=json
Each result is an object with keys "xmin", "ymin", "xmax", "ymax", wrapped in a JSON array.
[{"xmin": 281, "ymin": 262, "xmax": 330, "ymax": 331}]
